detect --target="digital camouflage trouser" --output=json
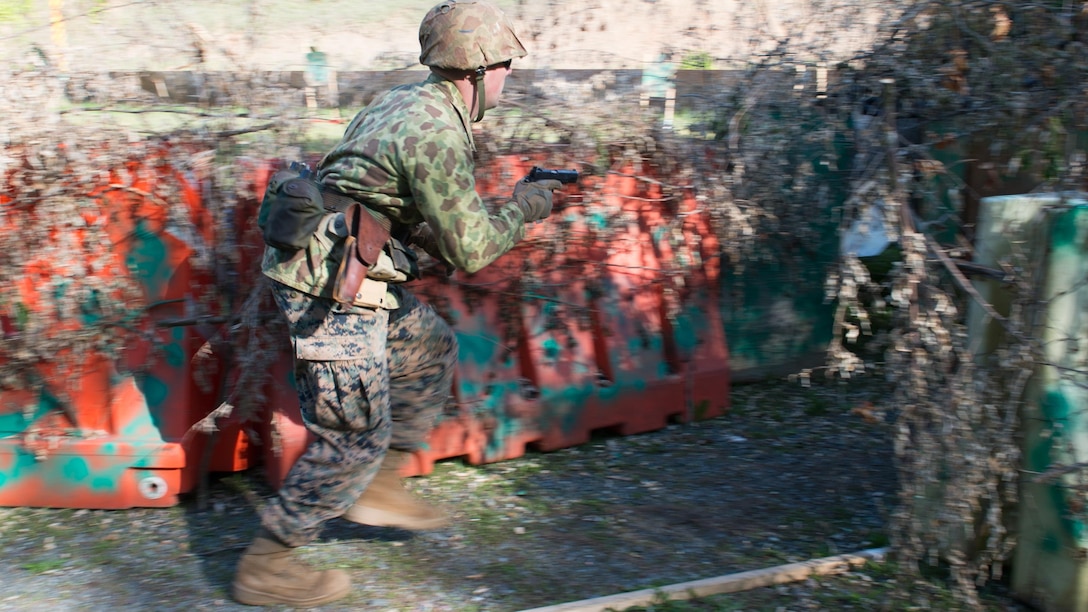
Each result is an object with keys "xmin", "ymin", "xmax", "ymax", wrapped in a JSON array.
[{"xmin": 260, "ymin": 281, "xmax": 457, "ymax": 547}]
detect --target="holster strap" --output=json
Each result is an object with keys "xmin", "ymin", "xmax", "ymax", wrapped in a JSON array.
[{"xmin": 332, "ymin": 200, "xmax": 393, "ymax": 308}]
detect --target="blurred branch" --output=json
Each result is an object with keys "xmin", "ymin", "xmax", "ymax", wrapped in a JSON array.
[
  {"xmin": 0, "ymin": 0, "xmax": 153, "ymax": 41},
  {"xmin": 61, "ymin": 106, "xmax": 279, "ymax": 122},
  {"xmin": 1030, "ymin": 462, "xmax": 1088, "ymax": 485}
]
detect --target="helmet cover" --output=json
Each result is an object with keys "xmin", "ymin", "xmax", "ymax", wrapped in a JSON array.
[{"xmin": 419, "ymin": 0, "xmax": 527, "ymax": 70}]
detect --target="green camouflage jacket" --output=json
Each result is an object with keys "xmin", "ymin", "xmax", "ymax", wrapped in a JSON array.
[{"xmin": 261, "ymin": 73, "xmax": 530, "ymax": 300}]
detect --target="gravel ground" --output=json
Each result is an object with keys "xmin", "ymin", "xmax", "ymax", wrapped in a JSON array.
[{"xmin": 0, "ymin": 375, "xmax": 1026, "ymax": 611}]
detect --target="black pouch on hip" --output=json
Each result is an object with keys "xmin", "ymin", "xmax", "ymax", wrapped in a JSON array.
[{"xmin": 257, "ymin": 170, "xmax": 326, "ymax": 250}]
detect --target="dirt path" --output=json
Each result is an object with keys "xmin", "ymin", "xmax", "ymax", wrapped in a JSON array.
[{"xmin": 0, "ymin": 377, "xmax": 909, "ymax": 612}]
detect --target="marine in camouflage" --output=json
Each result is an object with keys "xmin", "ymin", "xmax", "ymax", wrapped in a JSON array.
[
  {"xmin": 262, "ymin": 72, "xmax": 533, "ymax": 291},
  {"xmin": 317, "ymin": 73, "xmax": 532, "ymax": 275},
  {"xmin": 261, "ymin": 282, "xmax": 457, "ymax": 547},
  {"xmin": 262, "ymin": 0, "xmax": 532, "ymax": 291},
  {"xmin": 256, "ymin": 0, "xmax": 535, "ymax": 549}
]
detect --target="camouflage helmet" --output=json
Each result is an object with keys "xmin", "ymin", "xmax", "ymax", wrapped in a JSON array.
[{"xmin": 419, "ymin": 1, "xmax": 527, "ymax": 71}]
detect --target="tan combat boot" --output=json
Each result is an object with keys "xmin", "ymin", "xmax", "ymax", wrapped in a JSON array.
[
  {"xmin": 231, "ymin": 529, "xmax": 351, "ymax": 608},
  {"xmin": 341, "ymin": 449, "xmax": 450, "ymax": 530}
]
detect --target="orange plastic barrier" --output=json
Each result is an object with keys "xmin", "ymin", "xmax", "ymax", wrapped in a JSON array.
[
  {"xmin": 0, "ymin": 143, "xmax": 727, "ymax": 502},
  {"xmin": 261, "ymin": 154, "xmax": 730, "ymax": 485},
  {"xmin": 0, "ymin": 145, "xmax": 264, "ymax": 508}
]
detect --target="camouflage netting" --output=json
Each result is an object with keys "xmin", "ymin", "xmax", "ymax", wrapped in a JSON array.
[
  {"xmin": 2, "ymin": 0, "xmax": 1088, "ymax": 608},
  {"xmin": 0, "ymin": 57, "xmax": 312, "ymax": 434}
]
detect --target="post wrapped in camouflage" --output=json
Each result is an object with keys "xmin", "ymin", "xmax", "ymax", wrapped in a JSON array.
[{"xmin": 419, "ymin": 0, "xmax": 527, "ymax": 70}]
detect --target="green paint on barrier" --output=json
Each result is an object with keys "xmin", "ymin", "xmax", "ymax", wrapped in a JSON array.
[
  {"xmin": 588, "ymin": 212, "xmax": 608, "ymax": 230},
  {"xmin": 596, "ymin": 376, "xmax": 647, "ymax": 402},
  {"xmin": 542, "ymin": 301, "xmax": 558, "ymax": 319},
  {"xmin": 80, "ymin": 288, "xmax": 104, "ymax": 326},
  {"xmin": 136, "ymin": 373, "xmax": 169, "ymax": 409},
  {"xmin": 542, "ymin": 337, "xmax": 561, "ymax": 361},
  {"xmin": 128, "ymin": 373, "xmax": 171, "ymax": 440},
  {"xmin": 597, "ymin": 383, "xmax": 620, "ymax": 402},
  {"xmin": 540, "ymin": 382, "xmax": 597, "ymax": 434},
  {"xmin": 1040, "ymin": 388, "xmax": 1072, "ymax": 427},
  {"xmin": 163, "ymin": 342, "xmax": 185, "ymax": 369},
  {"xmin": 1037, "ymin": 388, "xmax": 1086, "ymax": 541},
  {"xmin": 456, "ymin": 331, "xmax": 498, "ymax": 366},
  {"xmin": 126, "ymin": 220, "xmax": 171, "ymax": 298},
  {"xmin": 458, "ymin": 379, "xmax": 484, "ymax": 399},
  {"xmin": 52, "ymin": 279, "xmax": 71, "ymax": 316},
  {"xmin": 1049, "ymin": 206, "xmax": 1083, "ymax": 249},
  {"xmin": 62, "ymin": 457, "xmax": 90, "ymax": 482},
  {"xmin": 0, "ymin": 448, "xmax": 138, "ymax": 496},
  {"xmin": 52, "ymin": 461, "xmax": 123, "ymax": 493},
  {"xmin": 482, "ymin": 383, "xmax": 522, "ymax": 459},
  {"xmin": 672, "ymin": 311, "xmax": 701, "ymax": 354},
  {"xmin": 1, "ymin": 391, "xmax": 64, "ymax": 434},
  {"xmin": 1029, "ymin": 390, "xmax": 1068, "ymax": 470},
  {"xmin": 0, "ymin": 412, "xmax": 28, "ymax": 435},
  {"xmin": 1, "ymin": 448, "xmax": 42, "ymax": 485}
]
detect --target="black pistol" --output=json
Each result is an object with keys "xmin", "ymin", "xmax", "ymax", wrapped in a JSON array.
[{"xmin": 526, "ymin": 166, "xmax": 579, "ymax": 184}]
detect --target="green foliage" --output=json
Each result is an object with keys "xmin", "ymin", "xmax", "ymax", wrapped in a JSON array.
[
  {"xmin": 804, "ymin": 391, "xmax": 831, "ymax": 416},
  {"xmin": 679, "ymin": 52, "xmax": 713, "ymax": 70},
  {"xmin": 88, "ymin": 0, "xmax": 109, "ymax": 23},
  {"xmin": 862, "ymin": 559, "xmax": 897, "ymax": 579},
  {"xmin": 859, "ymin": 246, "xmax": 900, "ymax": 284},
  {"xmin": 0, "ymin": 0, "xmax": 30, "ymax": 23},
  {"xmin": 21, "ymin": 558, "xmax": 65, "ymax": 573},
  {"xmin": 866, "ymin": 529, "xmax": 891, "ymax": 548},
  {"xmin": 617, "ymin": 591, "xmax": 742, "ymax": 611}
]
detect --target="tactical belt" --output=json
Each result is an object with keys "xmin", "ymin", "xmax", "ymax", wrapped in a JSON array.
[{"xmin": 319, "ymin": 186, "xmax": 392, "ymax": 232}]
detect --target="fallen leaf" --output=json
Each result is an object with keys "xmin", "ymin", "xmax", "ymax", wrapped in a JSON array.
[{"xmin": 851, "ymin": 401, "xmax": 881, "ymax": 424}]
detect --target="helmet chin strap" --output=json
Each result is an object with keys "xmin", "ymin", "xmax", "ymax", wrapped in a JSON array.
[
  {"xmin": 472, "ymin": 66, "xmax": 487, "ymax": 123},
  {"xmin": 431, "ymin": 65, "xmax": 489, "ymax": 122}
]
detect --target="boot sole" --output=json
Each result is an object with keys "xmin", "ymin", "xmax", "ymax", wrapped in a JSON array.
[
  {"xmin": 231, "ymin": 581, "xmax": 352, "ymax": 609},
  {"xmin": 342, "ymin": 504, "xmax": 450, "ymax": 531}
]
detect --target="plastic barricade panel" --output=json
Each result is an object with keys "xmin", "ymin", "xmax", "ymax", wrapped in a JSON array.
[
  {"xmin": 516, "ymin": 273, "xmax": 601, "ymax": 452},
  {"xmin": 0, "ymin": 367, "xmax": 186, "ymax": 509},
  {"xmin": 414, "ymin": 273, "xmax": 525, "ymax": 468},
  {"xmin": 673, "ymin": 192, "xmax": 730, "ymax": 421},
  {"xmin": 4, "ymin": 129, "xmax": 740, "ymax": 506},
  {"xmin": 0, "ymin": 144, "xmax": 255, "ymax": 508}
]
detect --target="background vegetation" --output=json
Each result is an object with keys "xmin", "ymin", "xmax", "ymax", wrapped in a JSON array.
[{"xmin": 2, "ymin": 1, "xmax": 1087, "ymax": 609}]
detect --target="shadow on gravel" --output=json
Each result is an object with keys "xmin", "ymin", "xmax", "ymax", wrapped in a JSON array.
[
  {"xmin": 0, "ymin": 377, "xmax": 929, "ymax": 611},
  {"xmin": 176, "ymin": 474, "xmax": 418, "ymax": 604}
]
